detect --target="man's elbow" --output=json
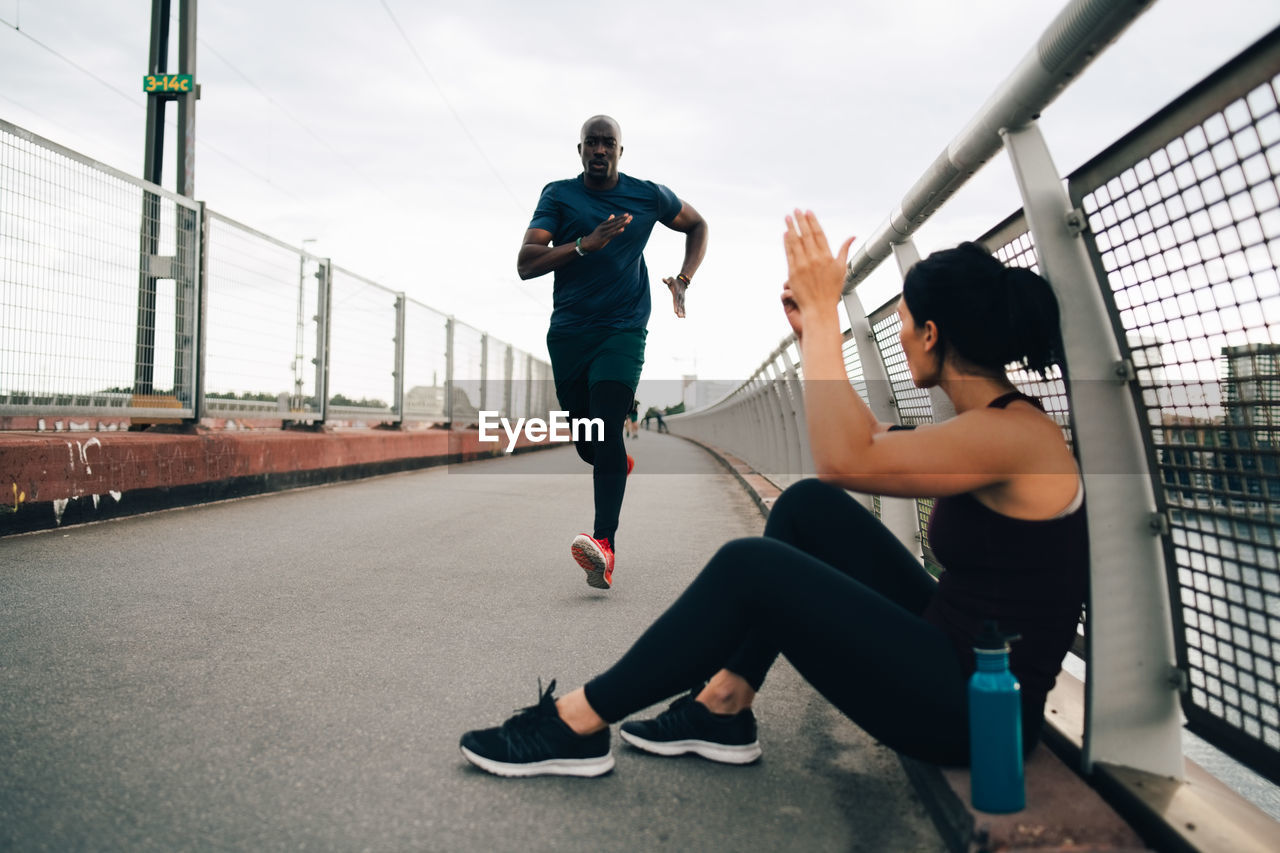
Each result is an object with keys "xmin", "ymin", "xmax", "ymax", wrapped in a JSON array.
[
  {"xmin": 516, "ymin": 256, "xmax": 541, "ymax": 280},
  {"xmin": 686, "ymin": 218, "xmax": 708, "ymax": 239}
]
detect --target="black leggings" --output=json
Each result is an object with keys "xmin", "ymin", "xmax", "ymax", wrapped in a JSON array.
[
  {"xmin": 567, "ymin": 380, "xmax": 633, "ymax": 547},
  {"xmin": 582, "ymin": 478, "xmax": 973, "ymax": 765}
]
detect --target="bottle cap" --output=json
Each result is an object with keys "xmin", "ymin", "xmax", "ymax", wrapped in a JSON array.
[{"xmin": 974, "ymin": 620, "xmax": 1022, "ymax": 652}]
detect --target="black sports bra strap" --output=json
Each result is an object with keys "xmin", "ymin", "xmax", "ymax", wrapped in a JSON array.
[{"xmin": 987, "ymin": 391, "xmax": 1045, "ymax": 411}]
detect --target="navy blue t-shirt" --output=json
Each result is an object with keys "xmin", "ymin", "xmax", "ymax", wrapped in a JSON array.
[{"xmin": 529, "ymin": 173, "xmax": 682, "ymax": 332}]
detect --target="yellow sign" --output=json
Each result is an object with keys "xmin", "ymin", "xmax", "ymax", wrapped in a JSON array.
[{"xmin": 143, "ymin": 74, "xmax": 193, "ymax": 94}]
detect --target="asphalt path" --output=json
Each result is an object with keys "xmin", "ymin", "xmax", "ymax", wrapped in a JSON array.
[{"xmin": 0, "ymin": 432, "xmax": 941, "ymax": 851}]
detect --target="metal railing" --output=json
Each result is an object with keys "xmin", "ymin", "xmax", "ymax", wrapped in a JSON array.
[
  {"xmin": 671, "ymin": 3, "xmax": 1280, "ymax": 789},
  {"xmin": 0, "ymin": 120, "xmax": 551, "ymax": 428}
]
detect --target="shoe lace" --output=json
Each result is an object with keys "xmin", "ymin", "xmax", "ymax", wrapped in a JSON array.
[
  {"xmin": 653, "ymin": 690, "xmax": 698, "ymax": 737},
  {"xmin": 498, "ymin": 679, "xmax": 559, "ymax": 756}
]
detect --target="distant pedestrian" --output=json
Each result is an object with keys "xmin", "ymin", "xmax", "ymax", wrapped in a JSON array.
[
  {"xmin": 627, "ymin": 399, "xmax": 640, "ymax": 439},
  {"xmin": 517, "ymin": 114, "xmax": 708, "ymax": 590}
]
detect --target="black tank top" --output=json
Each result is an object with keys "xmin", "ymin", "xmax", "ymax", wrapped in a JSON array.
[{"xmin": 922, "ymin": 392, "xmax": 1089, "ymax": 715}]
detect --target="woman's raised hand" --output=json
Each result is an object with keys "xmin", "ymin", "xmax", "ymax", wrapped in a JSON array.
[{"xmin": 782, "ymin": 210, "xmax": 855, "ymax": 315}]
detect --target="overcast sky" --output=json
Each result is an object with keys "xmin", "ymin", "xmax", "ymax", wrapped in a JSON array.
[{"xmin": 3, "ymin": 0, "xmax": 1279, "ymax": 396}]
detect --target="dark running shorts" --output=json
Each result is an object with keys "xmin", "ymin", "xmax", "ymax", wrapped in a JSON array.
[{"xmin": 546, "ymin": 327, "xmax": 647, "ymax": 414}]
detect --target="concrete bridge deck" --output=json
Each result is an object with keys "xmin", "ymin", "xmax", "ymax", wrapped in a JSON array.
[{"xmin": 0, "ymin": 434, "xmax": 941, "ymax": 852}]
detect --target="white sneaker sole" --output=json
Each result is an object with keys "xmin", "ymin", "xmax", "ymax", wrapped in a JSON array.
[
  {"xmin": 571, "ymin": 535, "xmax": 612, "ymax": 589},
  {"xmin": 460, "ymin": 745, "xmax": 615, "ymax": 777},
  {"xmin": 618, "ymin": 729, "xmax": 762, "ymax": 764}
]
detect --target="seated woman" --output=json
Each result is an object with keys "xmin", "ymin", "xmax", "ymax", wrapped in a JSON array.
[{"xmin": 459, "ymin": 210, "xmax": 1087, "ymax": 777}]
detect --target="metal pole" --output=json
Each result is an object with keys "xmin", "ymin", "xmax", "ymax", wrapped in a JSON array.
[
  {"xmin": 134, "ymin": 0, "xmax": 170, "ymax": 397},
  {"xmin": 176, "ymin": 0, "xmax": 196, "ymax": 198},
  {"xmin": 1001, "ymin": 120, "xmax": 1183, "ymax": 780},
  {"xmin": 169, "ymin": 0, "xmax": 198, "ymax": 409}
]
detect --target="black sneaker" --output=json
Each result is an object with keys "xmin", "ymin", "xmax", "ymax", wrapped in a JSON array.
[
  {"xmin": 459, "ymin": 680, "xmax": 615, "ymax": 777},
  {"xmin": 619, "ymin": 690, "xmax": 762, "ymax": 764}
]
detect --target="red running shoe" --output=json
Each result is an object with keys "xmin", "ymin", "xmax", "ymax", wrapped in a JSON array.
[
  {"xmin": 572, "ymin": 534, "xmax": 615, "ymax": 589},
  {"xmin": 626, "ymin": 455, "xmax": 635, "ymax": 476}
]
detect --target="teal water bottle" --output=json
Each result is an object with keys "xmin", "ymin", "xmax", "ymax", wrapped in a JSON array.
[{"xmin": 968, "ymin": 621, "xmax": 1025, "ymax": 813}]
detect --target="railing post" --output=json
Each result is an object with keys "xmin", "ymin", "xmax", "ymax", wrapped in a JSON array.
[
  {"xmin": 840, "ymin": 288, "xmax": 921, "ymax": 553},
  {"xmin": 753, "ymin": 375, "xmax": 780, "ymax": 481},
  {"xmin": 314, "ymin": 259, "xmax": 332, "ymax": 424},
  {"xmin": 503, "ymin": 345, "xmax": 513, "ymax": 420},
  {"xmin": 1002, "ymin": 120, "xmax": 1183, "ymax": 780},
  {"xmin": 891, "ymin": 240, "xmax": 955, "ymax": 422},
  {"xmin": 393, "ymin": 293, "xmax": 406, "ymax": 426},
  {"xmin": 779, "ymin": 348, "xmax": 812, "ymax": 476},
  {"xmin": 525, "ymin": 353, "xmax": 535, "ymax": 420},
  {"xmin": 479, "ymin": 333, "xmax": 489, "ymax": 413},
  {"xmin": 444, "ymin": 317, "xmax": 455, "ymax": 427},
  {"xmin": 766, "ymin": 362, "xmax": 797, "ymax": 485},
  {"xmin": 190, "ymin": 201, "xmax": 208, "ymax": 422}
]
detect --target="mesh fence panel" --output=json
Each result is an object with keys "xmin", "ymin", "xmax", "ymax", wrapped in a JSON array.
[
  {"xmin": 451, "ymin": 321, "xmax": 485, "ymax": 424},
  {"xmin": 870, "ymin": 300, "xmax": 933, "ymax": 427},
  {"xmin": 327, "ymin": 268, "xmax": 397, "ymax": 416},
  {"xmin": 402, "ymin": 299, "xmax": 450, "ymax": 422},
  {"xmin": 0, "ymin": 121, "xmax": 197, "ymax": 416},
  {"xmin": 1072, "ymin": 62, "xmax": 1280, "ymax": 779},
  {"xmin": 842, "ymin": 331, "xmax": 869, "ymax": 402},
  {"xmin": 204, "ymin": 213, "xmax": 313, "ymax": 418},
  {"xmin": 486, "ymin": 336, "xmax": 511, "ymax": 420}
]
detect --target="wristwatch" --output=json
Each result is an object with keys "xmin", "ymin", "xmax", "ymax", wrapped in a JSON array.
[{"xmin": 575, "ymin": 237, "xmax": 588, "ymax": 256}]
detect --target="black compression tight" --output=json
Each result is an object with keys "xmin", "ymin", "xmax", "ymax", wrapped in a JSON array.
[
  {"xmin": 568, "ymin": 380, "xmax": 633, "ymax": 547},
  {"xmin": 582, "ymin": 478, "xmax": 973, "ymax": 765}
]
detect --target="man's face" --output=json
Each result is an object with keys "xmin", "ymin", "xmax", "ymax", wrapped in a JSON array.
[{"xmin": 578, "ymin": 120, "xmax": 622, "ymax": 182}]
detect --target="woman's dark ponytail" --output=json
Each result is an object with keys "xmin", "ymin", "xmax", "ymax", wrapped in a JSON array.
[
  {"xmin": 902, "ymin": 242, "xmax": 1064, "ymax": 378},
  {"xmin": 1000, "ymin": 265, "xmax": 1064, "ymax": 375}
]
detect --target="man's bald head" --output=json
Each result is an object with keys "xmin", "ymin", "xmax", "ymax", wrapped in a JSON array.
[{"xmin": 580, "ymin": 115, "xmax": 622, "ymax": 144}]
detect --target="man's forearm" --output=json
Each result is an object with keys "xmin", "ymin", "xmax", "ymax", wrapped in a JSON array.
[
  {"xmin": 517, "ymin": 243, "xmax": 579, "ymax": 280},
  {"xmin": 679, "ymin": 221, "xmax": 709, "ymax": 280}
]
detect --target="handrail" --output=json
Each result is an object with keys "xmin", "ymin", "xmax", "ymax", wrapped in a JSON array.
[{"xmin": 844, "ymin": 0, "xmax": 1156, "ymax": 292}]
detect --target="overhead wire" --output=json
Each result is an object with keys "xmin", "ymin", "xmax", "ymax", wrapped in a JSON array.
[
  {"xmin": 199, "ymin": 39, "xmax": 399, "ymax": 206},
  {"xmin": 1, "ymin": 17, "xmax": 140, "ymax": 107},
  {"xmin": 375, "ymin": 0, "xmax": 552, "ymax": 314},
  {"xmin": 375, "ymin": 0, "xmax": 525, "ymax": 213}
]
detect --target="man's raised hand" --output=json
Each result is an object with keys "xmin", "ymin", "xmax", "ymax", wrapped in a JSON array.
[{"xmin": 581, "ymin": 213, "xmax": 632, "ymax": 253}]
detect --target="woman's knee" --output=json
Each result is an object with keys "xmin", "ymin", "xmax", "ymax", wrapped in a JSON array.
[
  {"xmin": 767, "ymin": 478, "xmax": 877, "ymax": 537},
  {"xmin": 771, "ymin": 478, "xmax": 844, "ymax": 517},
  {"xmin": 699, "ymin": 537, "xmax": 798, "ymax": 588}
]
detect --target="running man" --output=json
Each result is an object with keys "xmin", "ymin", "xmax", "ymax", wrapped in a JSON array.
[{"xmin": 517, "ymin": 114, "xmax": 708, "ymax": 590}]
